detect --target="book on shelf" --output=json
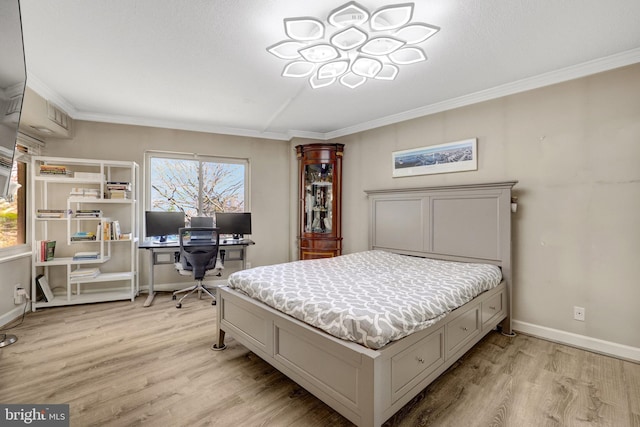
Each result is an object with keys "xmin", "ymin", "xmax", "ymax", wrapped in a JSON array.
[
  {"xmin": 39, "ymin": 164, "xmax": 71, "ymax": 177},
  {"xmin": 35, "ymin": 274, "xmax": 55, "ymax": 302},
  {"xmin": 37, "ymin": 240, "xmax": 56, "ymax": 262},
  {"xmin": 45, "ymin": 240, "xmax": 56, "ymax": 261},
  {"xmin": 36, "ymin": 209, "xmax": 67, "ymax": 218},
  {"xmin": 106, "ymin": 182, "xmax": 132, "ymax": 199},
  {"xmin": 101, "ymin": 221, "xmax": 111, "ymax": 241},
  {"xmin": 69, "ymin": 267, "xmax": 101, "ymax": 279},
  {"xmin": 106, "ymin": 181, "xmax": 132, "ymax": 191},
  {"xmin": 74, "ymin": 209, "xmax": 102, "ymax": 218},
  {"xmin": 112, "ymin": 220, "xmax": 121, "ymax": 239},
  {"xmin": 71, "ymin": 231, "xmax": 96, "ymax": 241},
  {"xmin": 97, "ymin": 219, "xmax": 122, "ymax": 240},
  {"xmin": 72, "ymin": 251, "xmax": 100, "ymax": 260}
]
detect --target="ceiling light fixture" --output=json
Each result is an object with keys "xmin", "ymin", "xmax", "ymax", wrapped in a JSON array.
[{"xmin": 267, "ymin": 1, "xmax": 440, "ymax": 89}]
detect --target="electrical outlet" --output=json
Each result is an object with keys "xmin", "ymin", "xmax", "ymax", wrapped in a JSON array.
[
  {"xmin": 14, "ymin": 284, "xmax": 25, "ymax": 305},
  {"xmin": 573, "ymin": 306, "xmax": 585, "ymax": 321}
]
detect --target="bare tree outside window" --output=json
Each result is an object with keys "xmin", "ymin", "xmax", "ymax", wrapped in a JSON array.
[
  {"xmin": 149, "ymin": 155, "xmax": 246, "ymax": 219},
  {"xmin": 0, "ymin": 160, "xmax": 26, "ymax": 249}
]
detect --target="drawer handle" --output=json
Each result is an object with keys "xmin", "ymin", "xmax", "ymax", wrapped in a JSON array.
[
  {"xmin": 489, "ymin": 306, "xmax": 496, "ymax": 310},
  {"xmin": 460, "ymin": 326, "xmax": 468, "ymax": 331},
  {"xmin": 416, "ymin": 357, "xmax": 425, "ymax": 364}
]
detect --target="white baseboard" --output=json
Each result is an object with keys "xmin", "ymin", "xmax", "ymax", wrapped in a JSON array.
[
  {"xmin": 0, "ymin": 303, "xmax": 30, "ymax": 329},
  {"xmin": 513, "ymin": 320, "xmax": 640, "ymax": 363},
  {"xmin": 3, "ymin": 305, "xmax": 637, "ymax": 362}
]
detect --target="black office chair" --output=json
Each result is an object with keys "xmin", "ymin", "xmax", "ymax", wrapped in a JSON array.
[{"xmin": 172, "ymin": 227, "xmax": 224, "ymax": 308}]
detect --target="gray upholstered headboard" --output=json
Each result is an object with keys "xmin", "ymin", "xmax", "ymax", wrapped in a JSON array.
[{"xmin": 365, "ymin": 181, "xmax": 517, "ymax": 333}]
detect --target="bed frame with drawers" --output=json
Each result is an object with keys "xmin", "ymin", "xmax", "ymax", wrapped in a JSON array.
[{"xmin": 214, "ymin": 181, "xmax": 517, "ymax": 427}]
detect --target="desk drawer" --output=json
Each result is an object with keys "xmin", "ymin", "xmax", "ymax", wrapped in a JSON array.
[{"xmin": 446, "ymin": 305, "xmax": 480, "ymax": 357}]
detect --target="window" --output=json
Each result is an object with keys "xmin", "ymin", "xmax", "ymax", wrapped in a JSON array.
[
  {"xmin": 146, "ymin": 151, "xmax": 249, "ymax": 219},
  {"xmin": 0, "ymin": 154, "xmax": 26, "ymax": 250}
]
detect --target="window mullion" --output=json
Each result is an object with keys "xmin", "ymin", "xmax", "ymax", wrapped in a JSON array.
[{"xmin": 198, "ymin": 160, "xmax": 204, "ymax": 215}]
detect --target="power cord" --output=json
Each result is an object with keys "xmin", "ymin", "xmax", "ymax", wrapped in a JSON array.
[{"xmin": 0, "ymin": 289, "xmax": 30, "ymax": 347}]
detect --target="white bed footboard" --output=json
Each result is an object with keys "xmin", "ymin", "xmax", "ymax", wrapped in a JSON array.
[
  {"xmin": 214, "ymin": 181, "xmax": 516, "ymax": 426},
  {"xmin": 216, "ymin": 282, "xmax": 507, "ymax": 427}
]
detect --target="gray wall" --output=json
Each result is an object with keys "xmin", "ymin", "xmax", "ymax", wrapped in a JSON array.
[
  {"xmin": 35, "ymin": 121, "xmax": 291, "ymax": 291},
  {"xmin": 1, "ymin": 64, "xmax": 638, "ymax": 355},
  {"xmin": 335, "ymin": 64, "xmax": 640, "ymax": 349},
  {"xmin": 0, "ymin": 255, "xmax": 31, "ymax": 326}
]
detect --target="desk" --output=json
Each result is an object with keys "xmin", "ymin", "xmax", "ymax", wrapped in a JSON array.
[{"xmin": 139, "ymin": 239, "xmax": 255, "ymax": 307}]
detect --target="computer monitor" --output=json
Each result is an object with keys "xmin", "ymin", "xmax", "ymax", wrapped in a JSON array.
[
  {"xmin": 190, "ymin": 216, "xmax": 213, "ymax": 240},
  {"xmin": 215, "ymin": 212, "xmax": 251, "ymax": 239},
  {"xmin": 145, "ymin": 211, "xmax": 185, "ymax": 242}
]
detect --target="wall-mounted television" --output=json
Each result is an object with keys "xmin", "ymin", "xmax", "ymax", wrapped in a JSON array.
[
  {"xmin": 145, "ymin": 211, "xmax": 185, "ymax": 243},
  {"xmin": 215, "ymin": 212, "xmax": 251, "ymax": 239},
  {"xmin": 0, "ymin": 0, "xmax": 27, "ymax": 199}
]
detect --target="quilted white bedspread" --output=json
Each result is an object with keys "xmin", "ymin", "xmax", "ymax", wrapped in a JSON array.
[{"xmin": 227, "ymin": 250, "xmax": 502, "ymax": 349}]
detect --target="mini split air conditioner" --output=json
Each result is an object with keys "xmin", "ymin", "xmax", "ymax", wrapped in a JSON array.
[{"xmin": 19, "ymin": 87, "xmax": 73, "ymax": 139}]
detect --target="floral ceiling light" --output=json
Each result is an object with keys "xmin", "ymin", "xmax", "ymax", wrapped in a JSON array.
[{"xmin": 267, "ymin": 1, "xmax": 440, "ymax": 89}]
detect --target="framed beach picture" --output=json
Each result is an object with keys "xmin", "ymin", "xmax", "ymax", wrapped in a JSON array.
[{"xmin": 392, "ymin": 138, "xmax": 477, "ymax": 177}]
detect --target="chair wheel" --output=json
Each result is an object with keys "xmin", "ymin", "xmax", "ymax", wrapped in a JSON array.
[
  {"xmin": 176, "ymin": 303, "xmax": 182, "ymax": 309},
  {"xmin": 212, "ymin": 301, "xmax": 216, "ymax": 306},
  {"xmin": 172, "ymin": 295, "xmax": 176, "ymax": 300}
]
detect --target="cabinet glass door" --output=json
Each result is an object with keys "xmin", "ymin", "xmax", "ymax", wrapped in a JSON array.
[{"xmin": 303, "ymin": 163, "xmax": 333, "ymax": 234}]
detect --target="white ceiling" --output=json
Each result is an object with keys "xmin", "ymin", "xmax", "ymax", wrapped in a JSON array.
[{"xmin": 19, "ymin": 0, "xmax": 640, "ymax": 141}]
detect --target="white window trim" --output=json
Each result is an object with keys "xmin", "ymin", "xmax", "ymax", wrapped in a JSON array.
[
  {"xmin": 144, "ymin": 150, "xmax": 250, "ymax": 214},
  {"xmin": 0, "ymin": 134, "xmax": 38, "ymax": 258}
]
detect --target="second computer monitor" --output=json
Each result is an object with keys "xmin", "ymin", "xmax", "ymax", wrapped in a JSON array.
[{"xmin": 215, "ymin": 212, "xmax": 251, "ymax": 239}]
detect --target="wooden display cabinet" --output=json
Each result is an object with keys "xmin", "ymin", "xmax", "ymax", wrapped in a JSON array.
[{"xmin": 296, "ymin": 143, "xmax": 343, "ymax": 260}]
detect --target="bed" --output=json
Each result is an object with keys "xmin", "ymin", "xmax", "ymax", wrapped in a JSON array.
[{"xmin": 214, "ymin": 181, "xmax": 517, "ymax": 427}]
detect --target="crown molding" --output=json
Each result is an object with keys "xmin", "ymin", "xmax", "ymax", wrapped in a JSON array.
[
  {"xmin": 74, "ymin": 111, "xmax": 293, "ymax": 141},
  {"xmin": 26, "ymin": 73, "xmax": 294, "ymax": 141},
  {"xmin": 287, "ymin": 129, "xmax": 328, "ymax": 140},
  {"xmin": 325, "ymin": 47, "xmax": 640, "ymax": 140},
  {"xmin": 25, "ymin": 73, "xmax": 78, "ymax": 115},
  {"xmin": 26, "ymin": 47, "xmax": 640, "ymax": 142}
]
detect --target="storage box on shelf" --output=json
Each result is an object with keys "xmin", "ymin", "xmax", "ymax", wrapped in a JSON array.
[{"xmin": 30, "ymin": 156, "xmax": 139, "ymax": 310}]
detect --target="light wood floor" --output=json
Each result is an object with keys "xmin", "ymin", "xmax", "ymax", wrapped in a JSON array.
[{"xmin": 1, "ymin": 294, "xmax": 638, "ymax": 426}]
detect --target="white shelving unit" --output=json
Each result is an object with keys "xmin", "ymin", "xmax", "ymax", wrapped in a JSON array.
[{"xmin": 30, "ymin": 156, "xmax": 139, "ymax": 311}]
